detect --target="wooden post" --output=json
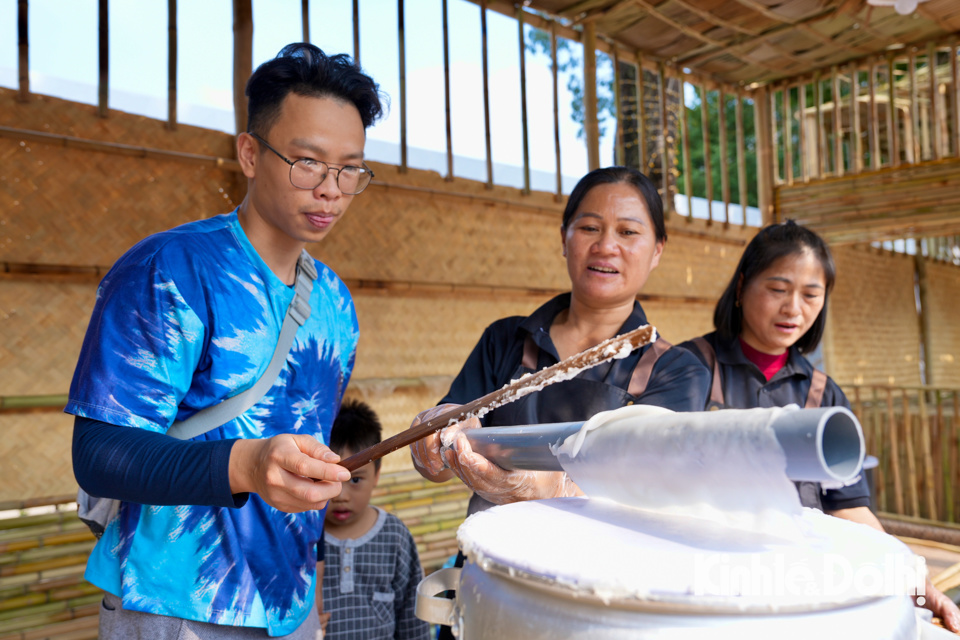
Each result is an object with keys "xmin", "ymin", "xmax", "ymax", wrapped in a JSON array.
[
  {"xmin": 918, "ymin": 389, "xmax": 937, "ymax": 521},
  {"xmin": 233, "ymin": 0, "xmax": 252, "ymax": 135},
  {"xmin": 869, "ymin": 59, "xmax": 879, "ymax": 170},
  {"xmin": 17, "ymin": 0, "xmax": 28, "ymax": 102},
  {"xmin": 637, "ymin": 53, "xmax": 647, "ymax": 174},
  {"xmin": 797, "ymin": 83, "xmax": 806, "ymax": 182},
  {"xmin": 889, "ymin": 55, "xmax": 900, "ymax": 167},
  {"xmin": 954, "ymin": 392, "xmax": 960, "ymax": 521},
  {"xmin": 736, "ymin": 91, "xmax": 747, "ymax": 225},
  {"xmin": 480, "ymin": 0, "xmax": 493, "ymax": 189},
  {"xmin": 754, "ymin": 86, "xmax": 775, "ymax": 225},
  {"xmin": 551, "ymin": 23, "xmax": 561, "ymax": 199},
  {"xmin": 700, "ymin": 84, "xmax": 713, "ymax": 221},
  {"xmin": 832, "ymin": 66, "xmax": 843, "ymax": 176},
  {"xmin": 887, "ymin": 388, "xmax": 905, "ymax": 514},
  {"xmin": 398, "ymin": 0, "xmax": 407, "ymax": 173},
  {"xmin": 770, "ymin": 88, "xmax": 780, "ymax": 185},
  {"xmin": 872, "ymin": 387, "xmax": 886, "ymax": 512},
  {"xmin": 353, "ymin": 0, "xmax": 360, "ymax": 65},
  {"xmin": 442, "ymin": 0, "xmax": 453, "ymax": 181},
  {"xmin": 851, "ymin": 63, "xmax": 862, "ymax": 173},
  {"xmin": 657, "ymin": 62, "xmax": 671, "ymax": 216},
  {"xmin": 167, "ymin": 0, "xmax": 177, "ymax": 130},
  {"xmin": 583, "ymin": 21, "xmax": 600, "ymax": 171},
  {"xmin": 915, "ymin": 254, "xmax": 934, "ymax": 386},
  {"xmin": 937, "ymin": 391, "xmax": 949, "ymax": 521},
  {"xmin": 928, "ymin": 42, "xmax": 941, "ymax": 161},
  {"xmin": 301, "ymin": 0, "xmax": 309, "ymax": 42},
  {"xmin": 613, "ymin": 47, "xmax": 623, "ymax": 167},
  {"xmin": 909, "ymin": 51, "xmax": 919, "ymax": 163},
  {"xmin": 903, "ymin": 390, "xmax": 920, "ymax": 518},
  {"xmin": 782, "ymin": 86, "xmax": 793, "ymax": 184},
  {"xmin": 681, "ymin": 71, "xmax": 693, "ymax": 220},
  {"xmin": 517, "ymin": 6, "xmax": 530, "ymax": 194},
  {"xmin": 815, "ymin": 72, "xmax": 824, "ymax": 178},
  {"xmin": 98, "ymin": 0, "xmax": 109, "ymax": 118},
  {"xmin": 952, "ymin": 40, "xmax": 959, "ymax": 157},
  {"xmin": 719, "ymin": 89, "xmax": 730, "ymax": 223}
]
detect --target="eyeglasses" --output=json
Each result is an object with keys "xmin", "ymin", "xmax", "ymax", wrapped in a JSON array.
[{"xmin": 249, "ymin": 133, "xmax": 374, "ymax": 195}]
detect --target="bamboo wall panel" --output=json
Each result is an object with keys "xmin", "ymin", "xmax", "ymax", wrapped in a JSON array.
[
  {"xmin": 925, "ymin": 260, "xmax": 960, "ymax": 387},
  {"xmin": 776, "ymin": 158, "xmax": 960, "ymax": 244},
  {"xmin": 0, "ymin": 413, "xmax": 74, "ymax": 502},
  {"xmin": 829, "ymin": 246, "xmax": 924, "ymax": 387}
]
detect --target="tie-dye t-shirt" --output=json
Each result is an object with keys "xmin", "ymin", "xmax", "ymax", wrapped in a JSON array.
[{"xmin": 66, "ymin": 210, "xmax": 358, "ymax": 636}]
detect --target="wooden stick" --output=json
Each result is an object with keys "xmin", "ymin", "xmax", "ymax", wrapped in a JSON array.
[
  {"xmin": 889, "ymin": 54, "xmax": 900, "ymax": 167},
  {"xmin": 98, "ymin": 0, "xmax": 109, "ymax": 118},
  {"xmin": 872, "ymin": 387, "xmax": 886, "ymax": 512},
  {"xmin": 928, "ymin": 42, "xmax": 940, "ymax": 161},
  {"xmin": 398, "ymin": 0, "xmax": 408, "ymax": 173},
  {"xmin": 17, "ymin": 0, "xmax": 28, "ymax": 102},
  {"xmin": 480, "ymin": 0, "xmax": 493, "ymax": 188},
  {"xmin": 681, "ymin": 71, "xmax": 693, "ymax": 220},
  {"xmin": 903, "ymin": 390, "xmax": 920, "ymax": 517},
  {"xmin": 832, "ymin": 66, "xmax": 843, "ymax": 176},
  {"xmin": 517, "ymin": 5, "xmax": 530, "ymax": 194},
  {"xmin": 735, "ymin": 92, "xmax": 747, "ymax": 225},
  {"xmin": 952, "ymin": 40, "xmax": 959, "ymax": 157},
  {"xmin": 851, "ymin": 62, "xmax": 862, "ymax": 173},
  {"xmin": 167, "ymin": 0, "xmax": 177, "ymax": 130},
  {"xmin": 919, "ymin": 388, "xmax": 937, "ymax": 520},
  {"xmin": 301, "ymin": 0, "xmax": 309, "ymax": 42},
  {"xmin": 551, "ymin": 23, "xmax": 561, "ymax": 199},
  {"xmin": 340, "ymin": 325, "xmax": 657, "ymax": 471},
  {"xmin": 442, "ymin": 0, "xmax": 453, "ymax": 181},
  {"xmin": 782, "ymin": 86, "xmax": 793, "ymax": 185},
  {"xmin": 869, "ymin": 59, "xmax": 879, "ymax": 170},
  {"xmin": 888, "ymin": 387, "xmax": 905, "ymax": 514},
  {"xmin": 797, "ymin": 83, "xmax": 806, "ymax": 182},
  {"xmin": 815, "ymin": 72, "xmax": 824, "ymax": 178},
  {"xmin": 701, "ymin": 84, "xmax": 714, "ymax": 215},
  {"xmin": 720, "ymin": 89, "xmax": 730, "ymax": 222}
]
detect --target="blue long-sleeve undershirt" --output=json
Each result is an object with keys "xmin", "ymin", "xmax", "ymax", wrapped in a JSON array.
[{"xmin": 72, "ymin": 416, "xmax": 247, "ymax": 509}]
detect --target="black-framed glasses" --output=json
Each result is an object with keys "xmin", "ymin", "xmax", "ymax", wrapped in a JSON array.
[{"xmin": 250, "ymin": 133, "xmax": 374, "ymax": 195}]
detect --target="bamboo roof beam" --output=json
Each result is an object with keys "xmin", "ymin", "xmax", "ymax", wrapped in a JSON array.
[
  {"xmin": 666, "ymin": 0, "xmax": 760, "ymax": 37},
  {"xmin": 729, "ymin": 0, "xmax": 798, "ymax": 24}
]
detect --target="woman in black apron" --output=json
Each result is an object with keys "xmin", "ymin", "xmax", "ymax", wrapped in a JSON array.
[
  {"xmin": 678, "ymin": 220, "xmax": 960, "ymax": 631},
  {"xmin": 409, "ymin": 166, "xmax": 710, "ymax": 516}
]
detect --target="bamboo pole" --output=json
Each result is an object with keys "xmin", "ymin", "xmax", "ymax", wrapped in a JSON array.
[
  {"xmin": 353, "ymin": 0, "xmax": 360, "ymax": 65},
  {"xmin": 637, "ymin": 53, "xmax": 647, "ymax": 174},
  {"xmin": 909, "ymin": 51, "xmax": 919, "ymax": 163},
  {"xmin": 681, "ymin": 71, "xmax": 693, "ymax": 220},
  {"xmin": 954, "ymin": 392, "xmax": 960, "ymax": 521},
  {"xmin": 797, "ymin": 83, "xmax": 806, "ymax": 182},
  {"xmin": 442, "ymin": 0, "xmax": 453, "ymax": 181},
  {"xmin": 928, "ymin": 42, "xmax": 941, "ymax": 161},
  {"xmin": 851, "ymin": 62, "xmax": 862, "ymax": 173},
  {"xmin": 232, "ymin": 0, "xmax": 252, "ymax": 135},
  {"xmin": 889, "ymin": 55, "xmax": 900, "ymax": 167},
  {"xmin": 918, "ymin": 389, "xmax": 937, "ymax": 521},
  {"xmin": 701, "ymin": 84, "xmax": 713, "ymax": 221},
  {"xmin": 17, "ymin": 0, "xmax": 29, "ymax": 102},
  {"xmin": 952, "ymin": 40, "xmax": 959, "ymax": 157},
  {"xmin": 888, "ymin": 388, "xmax": 905, "ymax": 514},
  {"xmin": 869, "ymin": 59, "xmax": 879, "ymax": 170},
  {"xmin": 736, "ymin": 92, "xmax": 747, "ymax": 226},
  {"xmin": 904, "ymin": 390, "xmax": 921, "ymax": 518},
  {"xmin": 613, "ymin": 47, "xmax": 623, "ymax": 167},
  {"xmin": 583, "ymin": 21, "xmax": 600, "ymax": 171},
  {"xmin": 770, "ymin": 88, "xmax": 780, "ymax": 186},
  {"xmin": 719, "ymin": 89, "xmax": 730, "ymax": 223},
  {"xmin": 98, "ymin": 0, "xmax": 108, "ymax": 118},
  {"xmin": 754, "ymin": 86, "xmax": 774, "ymax": 225},
  {"xmin": 517, "ymin": 6, "xmax": 530, "ymax": 193},
  {"xmin": 301, "ymin": 0, "xmax": 309, "ymax": 42},
  {"xmin": 480, "ymin": 0, "xmax": 493, "ymax": 188},
  {"xmin": 872, "ymin": 387, "xmax": 886, "ymax": 512},
  {"xmin": 782, "ymin": 86, "xmax": 793, "ymax": 185},
  {"xmin": 832, "ymin": 66, "xmax": 843, "ymax": 176},
  {"xmin": 658, "ymin": 62, "xmax": 671, "ymax": 216},
  {"xmin": 551, "ymin": 23, "xmax": 561, "ymax": 199},
  {"xmin": 815, "ymin": 72, "xmax": 824, "ymax": 178},
  {"xmin": 167, "ymin": 0, "xmax": 177, "ymax": 130},
  {"xmin": 937, "ymin": 390, "xmax": 949, "ymax": 522},
  {"xmin": 398, "ymin": 0, "xmax": 408, "ymax": 173}
]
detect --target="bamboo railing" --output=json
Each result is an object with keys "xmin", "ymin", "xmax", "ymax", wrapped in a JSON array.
[{"xmin": 846, "ymin": 384, "xmax": 960, "ymax": 525}]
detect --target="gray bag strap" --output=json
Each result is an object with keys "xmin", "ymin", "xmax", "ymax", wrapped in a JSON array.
[{"xmin": 166, "ymin": 250, "xmax": 318, "ymax": 441}]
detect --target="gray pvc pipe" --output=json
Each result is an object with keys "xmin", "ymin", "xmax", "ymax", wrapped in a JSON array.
[{"xmin": 465, "ymin": 407, "xmax": 865, "ymax": 483}]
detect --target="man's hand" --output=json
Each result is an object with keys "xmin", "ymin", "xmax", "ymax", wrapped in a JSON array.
[
  {"xmin": 228, "ymin": 434, "xmax": 350, "ymax": 512},
  {"xmin": 921, "ymin": 579, "xmax": 960, "ymax": 633}
]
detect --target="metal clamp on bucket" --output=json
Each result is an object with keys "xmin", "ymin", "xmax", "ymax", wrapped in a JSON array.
[{"xmin": 415, "ymin": 567, "xmax": 461, "ymax": 628}]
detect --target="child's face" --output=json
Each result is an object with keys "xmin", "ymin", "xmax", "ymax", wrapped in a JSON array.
[{"xmin": 325, "ymin": 450, "xmax": 379, "ymax": 532}]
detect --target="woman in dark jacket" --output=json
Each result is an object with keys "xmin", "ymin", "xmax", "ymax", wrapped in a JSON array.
[
  {"xmin": 409, "ymin": 166, "xmax": 710, "ymax": 513},
  {"xmin": 678, "ymin": 220, "xmax": 960, "ymax": 631}
]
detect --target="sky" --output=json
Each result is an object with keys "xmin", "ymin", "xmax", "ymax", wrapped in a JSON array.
[{"xmin": 0, "ymin": 0, "xmax": 613, "ymax": 193}]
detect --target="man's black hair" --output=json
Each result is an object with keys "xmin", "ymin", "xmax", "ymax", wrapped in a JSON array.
[
  {"xmin": 245, "ymin": 43, "xmax": 385, "ymax": 136},
  {"xmin": 331, "ymin": 399, "xmax": 383, "ymax": 472},
  {"xmin": 713, "ymin": 220, "xmax": 836, "ymax": 354}
]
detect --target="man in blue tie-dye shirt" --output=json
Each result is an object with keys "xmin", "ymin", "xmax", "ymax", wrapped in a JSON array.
[{"xmin": 68, "ymin": 44, "xmax": 384, "ymax": 639}]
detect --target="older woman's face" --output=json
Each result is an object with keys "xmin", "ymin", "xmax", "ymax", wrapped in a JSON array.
[
  {"xmin": 562, "ymin": 182, "xmax": 664, "ymax": 307},
  {"xmin": 738, "ymin": 249, "xmax": 826, "ymax": 355}
]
